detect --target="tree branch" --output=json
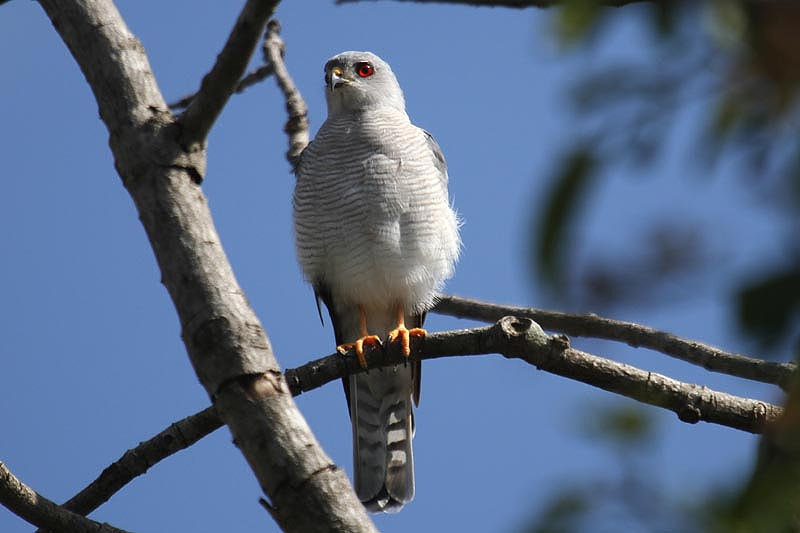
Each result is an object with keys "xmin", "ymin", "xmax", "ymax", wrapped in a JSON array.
[
  {"xmin": 335, "ymin": 0, "xmax": 648, "ymax": 8},
  {"xmin": 288, "ymin": 317, "xmax": 781, "ymax": 434},
  {"xmin": 433, "ymin": 294, "xmax": 796, "ymax": 389},
  {"xmin": 0, "ymin": 461, "xmax": 130, "ymax": 533},
  {"xmin": 178, "ymin": 0, "xmax": 278, "ymax": 147},
  {"xmin": 37, "ymin": 407, "xmax": 222, "ymax": 529},
  {"xmin": 37, "ymin": 1, "xmax": 376, "ymax": 531},
  {"xmin": 168, "ymin": 63, "xmax": 275, "ymax": 111},
  {"xmin": 263, "ymin": 19, "xmax": 309, "ymax": 167},
  {"xmin": 56, "ymin": 318, "xmax": 782, "ymax": 523}
]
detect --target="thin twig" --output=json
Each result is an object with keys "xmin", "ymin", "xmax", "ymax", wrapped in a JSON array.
[
  {"xmin": 263, "ymin": 19, "xmax": 309, "ymax": 167},
  {"xmin": 432, "ymin": 294, "xmax": 797, "ymax": 389},
  {"xmin": 35, "ymin": 406, "xmax": 222, "ymax": 532},
  {"xmin": 0, "ymin": 461, "xmax": 131, "ymax": 533},
  {"xmin": 168, "ymin": 64, "xmax": 275, "ymax": 111},
  {"xmin": 179, "ymin": 0, "xmax": 279, "ymax": 145}
]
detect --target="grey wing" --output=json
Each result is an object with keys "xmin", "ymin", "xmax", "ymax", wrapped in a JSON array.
[
  {"xmin": 312, "ymin": 283, "xmax": 353, "ymax": 408},
  {"xmin": 292, "ymin": 139, "xmax": 312, "ymax": 175},
  {"xmin": 422, "ymin": 129, "xmax": 449, "ymax": 190}
]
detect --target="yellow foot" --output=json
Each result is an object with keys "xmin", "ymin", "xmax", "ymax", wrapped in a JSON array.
[
  {"xmin": 337, "ymin": 335, "xmax": 382, "ymax": 368},
  {"xmin": 388, "ymin": 326, "xmax": 426, "ymax": 357}
]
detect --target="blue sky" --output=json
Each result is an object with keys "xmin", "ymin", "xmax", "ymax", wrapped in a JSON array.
[{"xmin": 0, "ymin": 1, "xmax": 784, "ymax": 532}]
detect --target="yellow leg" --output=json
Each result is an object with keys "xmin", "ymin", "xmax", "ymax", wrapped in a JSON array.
[
  {"xmin": 388, "ymin": 306, "xmax": 426, "ymax": 357},
  {"xmin": 336, "ymin": 305, "xmax": 381, "ymax": 368}
]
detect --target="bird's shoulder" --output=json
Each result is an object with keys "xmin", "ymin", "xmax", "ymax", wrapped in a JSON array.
[{"xmin": 420, "ymin": 128, "xmax": 447, "ymax": 178}]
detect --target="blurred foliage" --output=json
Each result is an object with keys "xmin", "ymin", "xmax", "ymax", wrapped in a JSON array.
[
  {"xmin": 578, "ymin": 401, "xmax": 655, "ymax": 447},
  {"xmin": 554, "ymin": 0, "xmax": 605, "ymax": 45},
  {"xmin": 535, "ymin": 147, "xmax": 597, "ymax": 287},
  {"xmin": 717, "ymin": 370, "xmax": 800, "ymax": 533},
  {"xmin": 525, "ymin": 491, "xmax": 589, "ymax": 533},
  {"xmin": 529, "ymin": 1, "xmax": 800, "ymax": 532},
  {"xmin": 738, "ymin": 267, "xmax": 800, "ymax": 351},
  {"xmin": 532, "ymin": 0, "xmax": 800, "ymax": 355}
]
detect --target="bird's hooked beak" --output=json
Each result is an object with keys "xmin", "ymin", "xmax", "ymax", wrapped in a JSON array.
[{"xmin": 327, "ymin": 66, "xmax": 349, "ymax": 91}]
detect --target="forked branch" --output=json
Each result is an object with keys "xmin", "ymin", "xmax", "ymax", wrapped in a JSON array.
[
  {"xmin": 289, "ymin": 317, "xmax": 781, "ymax": 434},
  {"xmin": 169, "ymin": 63, "xmax": 275, "ymax": 110},
  {"xmin": 179, "ymin": 0, "xmax": 279, "ymax": 145},
  {"xmin": 433, "ymin": 294, "xmax": 796, "ymax": 388}
]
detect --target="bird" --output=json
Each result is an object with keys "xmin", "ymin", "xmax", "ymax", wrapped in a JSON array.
[{"xmin": 293, "ymin": 51, "xmax": 461, "ymax": 513}]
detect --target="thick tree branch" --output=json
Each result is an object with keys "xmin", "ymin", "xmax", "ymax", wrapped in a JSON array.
[
  {"xmin": 36, "ymin": 1, "xmax": 376, "ymax": 531},
  {"xmin": 178, "ymin": 0, "xmax": 278, "ymax": 147},
  {"xmin": 433, "ymin": 294, "xmax": 796, "ymax": 389},
  {"xmin": 0, "ymin": 461, "xmax": 130, "ymax": 533},
  {"xmin": 263, "ymin": 19, "xmax": 309, "ymax": 167}
]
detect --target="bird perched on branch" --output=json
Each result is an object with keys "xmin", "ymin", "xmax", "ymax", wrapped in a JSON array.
[{"xmin": 293, "ymin": 51, "xmax": 461, "ymax": 513}]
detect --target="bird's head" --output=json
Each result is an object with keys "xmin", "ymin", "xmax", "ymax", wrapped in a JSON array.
[{"xmin": 323, "ymin": 51, "xmax": 405, "ymax": 115}]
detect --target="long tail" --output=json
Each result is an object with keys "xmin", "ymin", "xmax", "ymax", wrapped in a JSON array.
[
  {"xmin": 349, "ymin": 364, "xmax": 415, "ymax": 513},
  {"xmin": 317, "ymin": 288, "xmax": 420, "ymax": 513}
]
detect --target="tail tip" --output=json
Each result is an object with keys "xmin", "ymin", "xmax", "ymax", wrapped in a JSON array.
[{"xmin": 363, "ymin": 487, "xmax": 410, "ymax": 514}]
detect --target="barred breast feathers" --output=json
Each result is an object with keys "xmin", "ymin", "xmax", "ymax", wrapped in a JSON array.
[{"xmin": 294, "ymin": 108, "xmax": 461, "ymax": 313}]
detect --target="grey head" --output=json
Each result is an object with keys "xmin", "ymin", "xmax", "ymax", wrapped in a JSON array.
[{"xmin": 323, "ymin": 51, "xmax": 405, "ymax": 116}]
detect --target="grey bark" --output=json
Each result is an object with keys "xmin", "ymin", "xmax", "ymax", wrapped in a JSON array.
[
  {"xmin": 433, "ymin": 294, "xmax": 796, "ymax": 388},
  {"xmin": 34, "ymin": 406, "xmax": 222, "ymax": 529},
  {"xmin": 0, "ymin": 461, "xmax": 131, "ymax": 533},
  {"xmin": 263, "ymin": 19, "xmax": 309, "ymax": 166},
  {"xmin": 293, "ymin": 317, "xmax": 781, "ymax": 434}
]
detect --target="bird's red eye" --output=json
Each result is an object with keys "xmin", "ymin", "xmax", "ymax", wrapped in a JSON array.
[{"xmin": 356, "ymin": 62, "xmax": 374, "ymax": 78}]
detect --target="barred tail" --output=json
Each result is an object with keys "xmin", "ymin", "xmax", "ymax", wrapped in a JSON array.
[{"xmin": 350, "ymin": 365, "xmax": 415, "ymax": 513}]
